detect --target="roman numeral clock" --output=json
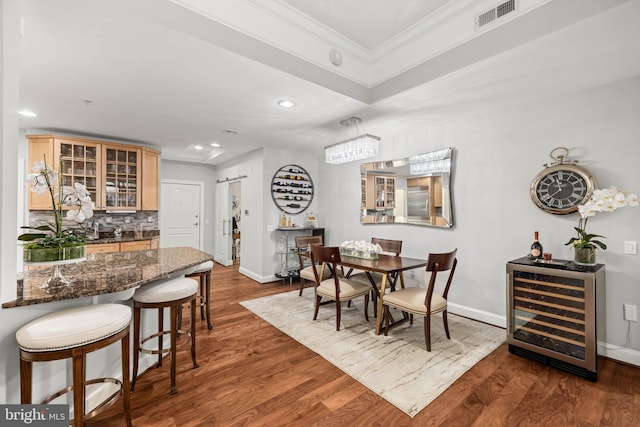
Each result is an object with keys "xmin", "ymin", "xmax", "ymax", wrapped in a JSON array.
[{"xmin": 530, "ymin": 147, "xmax": 597, "ymax": 215}]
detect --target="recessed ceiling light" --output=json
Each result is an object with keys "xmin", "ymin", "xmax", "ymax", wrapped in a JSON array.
[
  {"xmin": 194, "ymin": 145, "xmax": 203, "ymax": 150},
  {"xmin": 18, "ymin": 110, "xmax": 37, "ymax": 117},
  {"xmin": 210, "ymin": 143, "xmax": 221, "ymax": 148},
  {"xmin": 277, "ymin": 99, "xmax": 296, "ymax": 108}
]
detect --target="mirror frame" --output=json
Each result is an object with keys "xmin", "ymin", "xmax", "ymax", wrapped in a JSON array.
[{"xmin": 360, "ymin": 147, "xmax": 454, "ymax": 228}]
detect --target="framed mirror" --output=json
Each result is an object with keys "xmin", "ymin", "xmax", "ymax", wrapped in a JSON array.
[{"xmin": 360, "ymin": 147, "xmax": 453, "ymax": 228}]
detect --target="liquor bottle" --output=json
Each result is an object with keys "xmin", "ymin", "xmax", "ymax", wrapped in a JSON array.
[{"xmin": 529, "ymin": 231, "xmax": 543, "ymax": 260}]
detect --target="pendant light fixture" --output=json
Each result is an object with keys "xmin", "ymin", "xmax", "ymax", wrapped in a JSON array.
[{"xmin": 325, "ymin": 117, "xmax": 380, "ymax": 164}]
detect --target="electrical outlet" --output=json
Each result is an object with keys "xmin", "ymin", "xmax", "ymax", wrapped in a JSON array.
[
  {"xmin": 623, "ymin": 304, "xmax": 637, "ymax": 322},
  {"xmin": 624, "ymin": 241, "xmax": 637, "ymax": 254}
]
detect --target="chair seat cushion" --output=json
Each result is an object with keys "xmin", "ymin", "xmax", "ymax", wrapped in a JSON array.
[
  {"xmin": 190, "ymin": 260, "xmax": 214, "ymax": 274},
  {"xmin": 300, "ymin": 265, "xmax": 331, "ymax": 282},
  {"xmin": 16, "ymin": 304, "xmax": 132, "ymax": 352},
  {"xmin": 316, "ymin": 277, "xmax": 371, "ymax": 300},
  {"xmin": 133, "ymin": 277, "xmax": 198, "ymax": 303},
  {"xmin": 382, "ymin": 287, "xmax": 447, "ymax": 315}
]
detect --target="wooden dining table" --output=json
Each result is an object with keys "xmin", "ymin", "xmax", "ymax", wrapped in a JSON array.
[{"xmin": 338, "ymin": 253, "xmax": 427, "ymax": 334}]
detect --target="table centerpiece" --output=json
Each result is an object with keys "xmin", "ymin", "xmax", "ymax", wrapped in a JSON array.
[
  {"xmin": 18, "ymin": 158, "xmax": 94, "ymax": 290},
  {"xmin": 339, "ymin": 240, "xmax": 383, "ymax": 260}
]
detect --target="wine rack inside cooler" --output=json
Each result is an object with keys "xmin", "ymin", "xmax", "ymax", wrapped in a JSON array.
[{"xmin": 506, "ymin": 258, "xmax": 605, "ymax": 381}]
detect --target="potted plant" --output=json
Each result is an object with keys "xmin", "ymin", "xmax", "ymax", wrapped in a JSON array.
[
  {"xmin": 19, "ymin": 158, "xmax": 94, "ymax": 264},
  {"xmin": 566, "ymin": 186, "xmax": 638, "ymax": 265}
]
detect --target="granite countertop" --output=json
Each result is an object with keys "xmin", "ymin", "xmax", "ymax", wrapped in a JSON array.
[{"xmin": 4, "ymin": 247, "xmax": 214, "ymax": 308}]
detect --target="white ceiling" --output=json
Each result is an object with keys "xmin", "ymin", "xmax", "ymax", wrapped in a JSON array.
[{"xmin": 16, "ymin": 0, "xmax": 640, "ymax": 166}]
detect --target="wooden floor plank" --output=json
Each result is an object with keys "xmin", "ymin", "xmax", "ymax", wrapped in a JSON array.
[{"xmin": 91, "ymin": 263, "xmax": 640, "ymax": 426}]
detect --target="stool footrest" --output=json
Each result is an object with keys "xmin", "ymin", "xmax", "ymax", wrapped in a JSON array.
[
  {"xmin": 139, "ymin": 329, "xmax": 193, "ymax": 355},
  {"xmin": 42, "ymin": 377, "xmax": 124, "ymax": 423}
]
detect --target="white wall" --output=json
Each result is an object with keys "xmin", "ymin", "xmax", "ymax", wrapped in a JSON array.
[
  {"xmin": 160, "ymin": 160, "xmax": 217, "ymax": 255},
  {"xmin": 318, "ymin": 75, "xmax": 640, "ymax": 364}
]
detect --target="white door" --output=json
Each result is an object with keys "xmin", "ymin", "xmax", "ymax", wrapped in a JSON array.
[
  {"xmin": 160, "ymin": 180, "xmax": 203, "ymax": 249},
  {"xmin": 214, "ymin": 181, "xmax": 232, "ymax": 266}
]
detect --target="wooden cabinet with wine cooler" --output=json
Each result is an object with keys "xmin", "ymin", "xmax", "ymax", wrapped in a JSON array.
[{"xmin": 506, "ymin": 257, "xmax": 605, "ymax": 381}]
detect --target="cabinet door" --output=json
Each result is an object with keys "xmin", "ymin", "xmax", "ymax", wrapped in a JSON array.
[
  {"xmin": 27, "ymin": 136, "xmax": 55, "ymax": 210},
  {"xmin": 103, "ymin": 145, "xmax": 140, "ymax": 210},
  {"xmin": 86, "ymin": 242, "xmax": 120, "ymax": 254},
  {"xmin": 120, "ymin": 240, "xmax": 151, "ymax": 251},
  {"xmin": 141, "ymin": 148, "xmax": 160, "ymax": 210},
  {"xmin": 56, "ymin": 138, "xmax": 101, "ymax": 210},
  {"xmin": 150, "ymin": 238, "xmax": 159, "ymax": 249},
  {"xmin": 385, "ymin": 177, "xmax": 396, "ymax": 209}
]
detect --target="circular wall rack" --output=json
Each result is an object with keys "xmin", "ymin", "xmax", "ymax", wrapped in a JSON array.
[{"xmin": 270, "ymin": 164, "xmax": 314, "ymax": 214}]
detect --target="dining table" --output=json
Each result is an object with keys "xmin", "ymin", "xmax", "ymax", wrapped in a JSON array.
[{"xmin": 338, "ymin": 253, "xmax": 427, "ymax": 334}]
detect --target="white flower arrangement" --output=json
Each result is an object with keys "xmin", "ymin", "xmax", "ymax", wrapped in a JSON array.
[
  {"xmin": 566, "ymin": 186, "xmax": 638, "ymax": 250},
  {"xmin": 339, "ymin": 240, "xmax": 383, "ymax": 259},
  {"xmin": 19, "ymin": 158, "xmax": 94, "ymax": 248}
]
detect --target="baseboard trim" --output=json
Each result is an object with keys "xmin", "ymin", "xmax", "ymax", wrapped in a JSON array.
[
  {"xmin": 448, "ymin": 302, "xmax": 506, "ymax": 329},
  {"xmin": 238, "ymin": 267, "xmax": 278, "ymax": 284},
  {"xmin": 598, "ymin": 342, "xmax": 640, "ymax": 366}
]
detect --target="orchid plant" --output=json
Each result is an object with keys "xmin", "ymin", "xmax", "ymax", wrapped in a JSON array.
[
  {"xmin": 18, "ymin": 158, "xmax": 94, "ymax": 249},
  {"xmin": 565, "ymin": 186, "xmax": 638, "ymax": 250}
]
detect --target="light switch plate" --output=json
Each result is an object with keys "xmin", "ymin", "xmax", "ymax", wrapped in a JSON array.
[{"xmin": 624, "ymin": 241, "xmax": 637, "ymax": 254}]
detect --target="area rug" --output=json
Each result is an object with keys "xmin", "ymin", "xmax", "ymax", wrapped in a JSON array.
[{"xmin": 240, "ymin": 290, "xmax": 505, "ymax": 417}]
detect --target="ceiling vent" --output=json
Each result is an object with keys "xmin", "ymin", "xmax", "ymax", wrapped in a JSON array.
[{"xmin": 475, "ymin": 0, "xmax": 518, "ymax": 30}]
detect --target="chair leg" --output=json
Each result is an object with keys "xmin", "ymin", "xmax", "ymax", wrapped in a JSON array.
[
  {"xmin": 169, "ymin": 304, "xmax": 178, "ymax": 395},
  {"xmin": 199, "ymin": 274, "xmax": 206, "ymax": 321},
  {"xmin": 363, "ymin": 294, "xmax": 369, "ymax": 322},
  {"xmin": 299, "ymin": 278, "xmax": 305, "ymax": 296},
  {"xmin": 424, "ymin": 315, "xmax": 432, "ymax": 352},
  {"xmin": 131, "ymin": 305, "xmax": 141, "ymax": 392},
  {"xmin": 158, "ymin": 307, "xmax": 164, "ymax": 368},
  {"xmin": 205, "ymin": 271, "xmax": 213, "ymax": 330},
  {"xmin": 190, "ymin": 297, "xmax": 199, "ymax": 369},
  {"xmin": 313, "ymin": 296, "xmax": 321, "ymax": 320},
  {"xmin": 20, "ymin": 358, "xmax": 32, "ymax": 403},
  {"xmin": 371, "ymin": 290, "xmax": 378, "ymax": 318},
  {"xmin": 71, "ymin": 350, "xmax": 85, "ymax": 427},
  {"xmin": 443, "ymin": 310, "xmax": 451, "ymax": 339},
  {"xmin": 383, "ymin": 305, "xmax": 390, "ymax": 336},
  {"xmin": 121, "ymin": 331, "xmax": 133, "ymax": 427},
  {"xmin": 335, "ymin": 300, "xmax": 342, "ymax": 331}
]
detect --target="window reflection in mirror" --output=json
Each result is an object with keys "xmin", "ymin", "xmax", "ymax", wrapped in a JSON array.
[{"xmin": 360, "ymin": 147, "xmax": 453, "ymax": 228}]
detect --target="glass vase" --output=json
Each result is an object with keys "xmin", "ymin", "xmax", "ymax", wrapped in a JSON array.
[{"xmin": 574, "ymin": 247, "xmax": 596, "ymax": 266}]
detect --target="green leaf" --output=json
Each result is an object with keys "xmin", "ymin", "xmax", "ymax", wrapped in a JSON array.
[{"xmin": 17, "ymin": 233, "xmax": 48, "ymax": 241}]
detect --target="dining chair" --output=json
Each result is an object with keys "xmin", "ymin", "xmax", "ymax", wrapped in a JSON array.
[
  {"xmin": 382, "ymin": 248, "xmax": 457, "ymax": 351},
  {"xmin": 310, "ymin": 245, "xmax": 371, "ymax": 331},
  {"xmin": 348, "ymin": 238, "xmax": 403, "ymax": 314},
  {"xmin": 295, "ymin": 235, "xmax": 330, "ymax": 296}
]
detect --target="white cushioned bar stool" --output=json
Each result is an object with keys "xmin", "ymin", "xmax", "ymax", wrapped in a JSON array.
[
  {"xmin": 16, "ymin": 303, "xmax": 132, "ymax": 427},
  {"xmin": 131, "ymin": 277, "xmax": 199, "ymax": 395},
  {"xmin": 186, "ymin": 260, "xmax": 214, "ymax": 330}
]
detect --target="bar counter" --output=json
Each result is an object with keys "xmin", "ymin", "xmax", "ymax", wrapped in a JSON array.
[{"xmin": 3, "ymin": 247, "xmax": 214, "ymax": 308}]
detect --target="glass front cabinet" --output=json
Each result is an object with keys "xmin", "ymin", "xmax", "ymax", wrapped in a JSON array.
[
  {"xmin": 102, "ymin": 145, "xmax": 140, "ymax": 210},
  {"xmin": 506, "ymin": 257, "xmax": 605, "ymax": 381}
]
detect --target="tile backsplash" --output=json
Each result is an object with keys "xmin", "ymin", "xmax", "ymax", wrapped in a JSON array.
[{"xmin": 28, "ymin": 210, "xmax": 159, "ymax": 235}]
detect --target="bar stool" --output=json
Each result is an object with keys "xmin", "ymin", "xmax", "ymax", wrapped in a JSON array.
[
  {"xmin": 16, "ymin": 304, "xmax": 132, "ymax": 427},
  {"xmin": 186, "ymin": 260, "xmax": 214, "ymax": 330},
  {"xmin": 131, "ymin": 277, "xmax": 199, "ymax": 395}
]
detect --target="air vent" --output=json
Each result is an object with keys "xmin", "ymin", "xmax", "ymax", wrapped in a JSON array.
[{"xmin": 476, "ymin": 0, "xmax": 518, "ymax": 30}]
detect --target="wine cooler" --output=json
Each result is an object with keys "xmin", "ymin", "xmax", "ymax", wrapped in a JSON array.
[{"xmin": 506, "ymin": 257, "xmax": 605, "ymax": 381}]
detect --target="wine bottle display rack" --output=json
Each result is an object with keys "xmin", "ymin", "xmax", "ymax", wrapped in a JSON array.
[
  {"xmin": 506, "ymin": 258, "xmax": 605, "ymax": 381},
  {"xmin": 270, "ymin": 164, "xmax": 314, "ymax": 214}
]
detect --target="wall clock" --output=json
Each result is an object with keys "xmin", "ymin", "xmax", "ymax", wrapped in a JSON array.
[
  {"xmin": 271, "ymin": 164, "xmax": 314, "ymax": 214},
  {"xmin": 530, "ymin": 147, "xmax": 597, "ymax": 215}
]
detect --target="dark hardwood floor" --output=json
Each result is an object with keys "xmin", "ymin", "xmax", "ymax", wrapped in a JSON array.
[{"xmin": 93, "ymin": 263, "xmax": 640, "ymax": 426}]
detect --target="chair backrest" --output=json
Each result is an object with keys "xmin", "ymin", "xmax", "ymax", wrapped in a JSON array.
[
  {"xmin": 296, "ymin": 235, "xmax": 323, "ymax": 269},
  {"xmin": 309, "ymin": 245, "xmax": 342, "ymax": 289},
  {"xmin": 424, "ymin": 248, "xmax": 458, "ymax": 306},
  {"xmin": 371, "ymin": 237, "xmax": 402, "ymax": 256}
]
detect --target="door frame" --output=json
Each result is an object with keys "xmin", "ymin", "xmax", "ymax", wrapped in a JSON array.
[{"xmin": 160, "ymin": 179, "xmax": 205, "ymax": 250}]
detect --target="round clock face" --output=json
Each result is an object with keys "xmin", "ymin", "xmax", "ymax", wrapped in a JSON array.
[{"xmin": 530, "ymin": 164, "xmax": 596, "ymax": 215}]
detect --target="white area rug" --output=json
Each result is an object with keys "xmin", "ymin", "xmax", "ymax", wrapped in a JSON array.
[{"xmin": 240, "ymin": 290, "xmax": 505, "ymax": 417}]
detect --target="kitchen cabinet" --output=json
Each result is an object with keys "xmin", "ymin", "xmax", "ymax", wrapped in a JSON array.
[
  {"xmin": 103, "ymin": 144, "xmax": 140, "ymax": 210},
  {"xmin": 27, "ymin": 135, "xmax": 160, "ymax": 212},
  {"xmin": 86, "ymin": 239, "xmax": 158, "ymax": 254},
  {"xmin": 507, "ymin": 257, "xmax": 605, "ymax": 381},
  {"xmin": 365, "ymin": 175, "xmax": 395, "ymax": 210},
  {"xmin": 141, "ymin": 148, "xmax": 160, "ymax": 210}
]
